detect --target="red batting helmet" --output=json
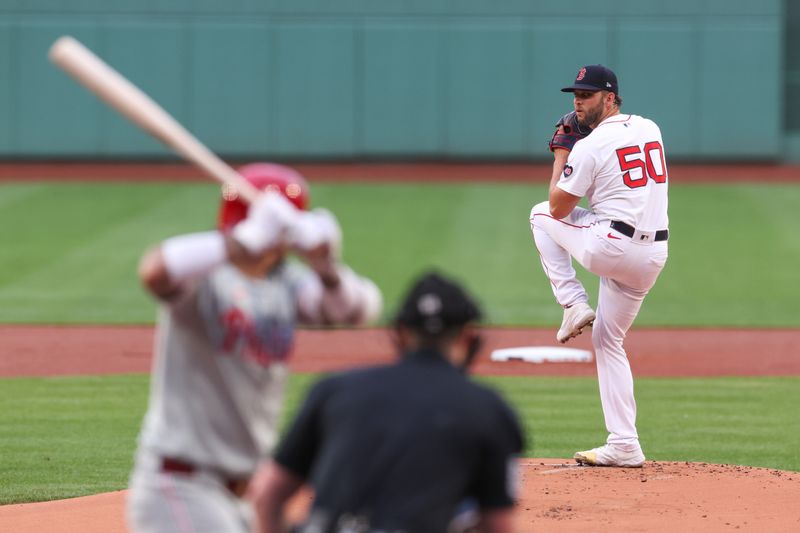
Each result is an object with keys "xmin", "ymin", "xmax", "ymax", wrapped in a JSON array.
[{"xmin": 218, "ymin": 162, "xmax": 310, "ymax": 230}]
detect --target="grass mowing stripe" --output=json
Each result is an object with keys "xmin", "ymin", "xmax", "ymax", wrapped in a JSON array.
[
  {"xmin": 314, "ymin": 182, "xmax": 585, "ymax": 325},
  {"xmin": 0, "ymin": 375, "xmax": 148, "ymax": 504},
  {"xmin": 639, "ymin": 184, "xmax": 800, "ymax": 326},
  {"xmin": 1, "ymin": 374, "xmax": 798, "ymax": 504},
  {"xmin": 635, "ymin": 377, "xmax": 800, "ymax": 468},
  {"xmin": 278, "ymin": 374, "xmax": 800, "ymax": 472},
  {"xmin": 0, "ymin": 183, "xmax": 49, "ymax": 209},
  {"xmin": 0, "ymin": 183, "xmax": 219, "ymax": 323},
  {"xmin": 1, "ymin": 182, "xmax": 799, "ymax": 325}
]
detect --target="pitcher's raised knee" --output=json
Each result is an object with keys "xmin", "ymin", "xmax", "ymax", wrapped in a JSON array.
[{"xmin": 530, "ymin": 201, "xmax": 551, "ymax": 226}]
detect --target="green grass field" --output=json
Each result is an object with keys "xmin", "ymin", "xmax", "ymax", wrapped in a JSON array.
[
  {"xmin": 1, "ymin": 181, "xmax": 799, "ymax": 326},
  {"xmin": 1, "ymin": 373, "xmax": 798, "ymax": 504},
  {"xmin": 1, "ymin": 180, "xmax": 799, "ymax": 505}
]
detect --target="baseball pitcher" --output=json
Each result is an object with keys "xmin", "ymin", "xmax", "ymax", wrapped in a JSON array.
[
  {"xmin": 126, "ymin": 163, "xmax": 382, "ymax": 532},
  {"xmin": 529, "ymin": 65, "xmax": 669, "ymax": 468}
]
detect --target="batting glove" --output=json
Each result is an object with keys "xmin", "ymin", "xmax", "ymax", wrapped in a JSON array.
[
  {"xmin": 288, "ymin": 208, "xmax": 343, "ymax": 287},
  {"xmin": 232, "ymin": 191, "xmax": 299, "ymax": 254},
  {"xmin": 289, "ymin": 208, "xmax": 342, "ymax": 258}
]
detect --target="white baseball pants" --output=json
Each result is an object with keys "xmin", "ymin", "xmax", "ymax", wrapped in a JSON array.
[
  {"xmin": 127, "ymin": 451, "xmax": 253, "ymax": 533},
  {"xmin": 529, "ymin": 202, "xmax": 668, "ymax": 449}
]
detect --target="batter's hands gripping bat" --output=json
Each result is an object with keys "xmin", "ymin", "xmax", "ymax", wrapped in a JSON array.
[{"xmin": 48, "ymin": 35, "xmax": 259, "ymax": 204}]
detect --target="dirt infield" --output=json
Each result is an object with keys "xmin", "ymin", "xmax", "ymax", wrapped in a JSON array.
[
  {"xmin": 1, "ymin": 325, "xmax": 799, "ymax": 532},
  {"xmin": 2, "ymin": 325, "xmax": 799, "ymax": 378}
]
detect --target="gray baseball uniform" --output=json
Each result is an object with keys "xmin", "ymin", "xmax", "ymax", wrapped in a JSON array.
[{"xmin": 127, "ymin": 260, "xmax": 378, "ymax": 533}]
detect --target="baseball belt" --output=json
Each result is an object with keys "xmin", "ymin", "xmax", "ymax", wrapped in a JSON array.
[
  {"xmin": 610, "ymin": 220, "xmax": 669, "ymax": 242},
  {"xmin": 160, "ymin": 457, "xmax": 250, "ymax": 498}
]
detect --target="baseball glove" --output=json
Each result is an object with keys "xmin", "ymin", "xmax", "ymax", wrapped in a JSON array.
[{"xmin": 548, "ymin": 111, "xmax": 592, "ymax": 152}]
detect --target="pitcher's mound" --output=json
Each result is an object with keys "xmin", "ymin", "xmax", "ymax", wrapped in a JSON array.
[{"xmin": 520, "ymin": 459, "xmax": 799, "ymax": 532}]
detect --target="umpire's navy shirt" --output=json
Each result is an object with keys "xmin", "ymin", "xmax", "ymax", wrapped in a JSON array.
[{"xmin": 274, "ymin": 347, "xmax": 525, "ymax": 533}]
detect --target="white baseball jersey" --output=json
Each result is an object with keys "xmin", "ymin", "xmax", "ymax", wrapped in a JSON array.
[
  {"xmin": 128, "ymin": 259, "xmax": 381, "ymax": 533},
  {"xmin": 136, "ymin": 260, "xmax": 379, "ymax": 478},
  {"xmin": 558, "ymin": 114, "xmax": 669, "ymax": 232},
  {"xmin": 137, "ymin": 262, "xmax": 303, "ymax": 478}
]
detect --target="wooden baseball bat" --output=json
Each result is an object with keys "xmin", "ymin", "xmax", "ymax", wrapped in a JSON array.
[{"xmin": 48, "ymin": 35, "xmax": 259, "ymax": 204}]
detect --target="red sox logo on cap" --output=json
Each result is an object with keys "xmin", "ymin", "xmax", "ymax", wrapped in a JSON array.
[{"xmin": 576, "ymin": 67, "xmax": 587, "ymax": 81}]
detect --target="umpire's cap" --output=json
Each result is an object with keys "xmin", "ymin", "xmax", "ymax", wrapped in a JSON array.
[
  {"xmin": 561, "ymin": 64, "xmax": 619, "ymax": 94},
  {"xmin": 394, "ymin": 271, "xmax": 482, "ymax": 335}
]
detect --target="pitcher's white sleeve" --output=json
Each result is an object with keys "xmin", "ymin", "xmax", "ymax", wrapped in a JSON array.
[
  {"xmin": 296, "ymin": 265, "xmax": 382, "ymax": 326},
  {"xmin": 558, "ymin": 139, "xmax": 596, "ymax": 197}
]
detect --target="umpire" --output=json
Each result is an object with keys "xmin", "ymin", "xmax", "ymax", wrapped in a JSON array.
[{"xmin": 247, "ymin": 271, "xmax": 525, "ymax": 533}]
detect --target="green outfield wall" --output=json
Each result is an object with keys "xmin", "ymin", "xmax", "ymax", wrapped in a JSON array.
[{"xmin": 0, "ymin": 0, "xmax": 790, "ymax": 160}]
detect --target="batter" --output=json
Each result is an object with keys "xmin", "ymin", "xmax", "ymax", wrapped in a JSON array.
[
  {"xmin": 126, "ymin": 164, "xmax": 382, "ymax": 532},
  {"xmin": 530, "ymin": 65, "xmax": 669, "ymax": 468}
]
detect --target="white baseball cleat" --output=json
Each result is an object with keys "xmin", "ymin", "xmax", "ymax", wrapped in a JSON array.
[
  {"xmin": 574, "ymin": 444, "xmax": 645, "ymax": 468},
  {"xmin": 556, "ymin": 302, "xmax": 596, "ymax": 343}
]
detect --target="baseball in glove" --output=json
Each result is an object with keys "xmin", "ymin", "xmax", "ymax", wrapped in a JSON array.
[{"xmin": 548, "ymin": 111, "xmax": 592, "ymax": 152}]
